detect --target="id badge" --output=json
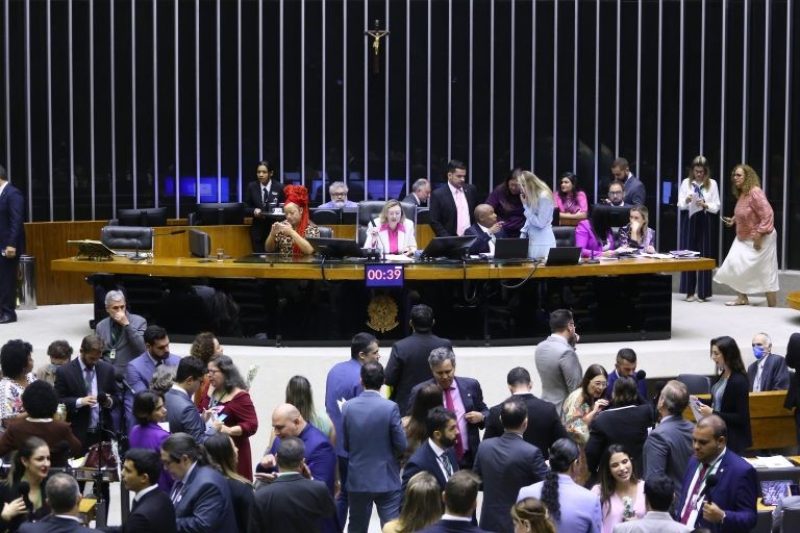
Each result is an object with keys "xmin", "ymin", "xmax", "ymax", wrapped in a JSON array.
[{"xmin": 109, "ymin": 349, "xmax": 116, "ymax": 361}]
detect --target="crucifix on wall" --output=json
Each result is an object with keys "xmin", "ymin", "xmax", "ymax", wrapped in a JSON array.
[{"xmin": 365, "ymin": 19, "xmax": 389, "ymax": 75}]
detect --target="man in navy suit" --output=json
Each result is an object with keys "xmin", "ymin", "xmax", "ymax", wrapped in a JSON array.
[
  {"xmin": 164, "ymin": 357, "xmax": 208, "ymax": 444},
  {"xmin": 342, "ymin": 362, "xmax": 407, "ymax": 532},
  {"xmin": 674, "ymin": 415, "xmax": 758, "ymax": 533},
  {"xmin": 160, "ymin": 433, "xmax": 235, "ymax": 533},
  {"xmin": 249, "ymin": 437, "xmax": 335, "ymax": 533},
  {"xmin": 419, "ymin": 471, "xmax": 489, "ymax": 533},
  {"xmin": 463, "ymin": 204, "xmax": 507, "ymax": 255},
  {"xmin": 747, "ymin": 332, "xmax": 790, "ymax": 392},
  {"xmin": 124, "ymin": 325, "xmax": 181, "ymax": 431},
  {"xmin": 244, "ymin": 160, "xmax": 285, "ymax": 253},
  {"xmin": 19, "ymin": 474, "xmax": 97, "ymax": 533},
  {"xmin": 483, "ymin": 367, "xmax": 568, "ymax": 460},
  {"xmin": 54, "ymin": 334, "xmax": 119, "ymax": 452},
  {"xmin": 257, "ymin": 404, "xmax": 338, "ymax": 533},
  {"xmin": 473, "ymin": 397, "xmax": 548, "ymax": 533},
  {"xmin": 429, "ymin": 160, "xmax": 479, "ymax": 237},
  {"xmin": 385, "ymin": 304, "xmax": 452, "ymax": 413},
  {"xmin": 407, "ymin": 347, "xmax": 489, "ymax": 469},
  {"xmin": 604, "ymin": 348, "xmax": 648, "ymax": 401},
  {"xmin": 0, "ymin": 165, "xmax": 25, "ymax": 325},
  {"xmin": 402, "ymin": 407, "xmax": 460, "ymax": 492},
  {"xmin": 611, "ymin": 157, "xmax": 646, "ymax": 206},
  {"xmin": 107, "ymin": 448, "xmax": 176, "ymax": 533}
]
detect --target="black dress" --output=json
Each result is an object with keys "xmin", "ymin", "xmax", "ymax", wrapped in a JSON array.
[
  {"xmin": 0, "ymin": 481, "xmax": 51, "ymax": 532},
  {"xmin": 227, "ymin": 477, "xmax": 254, "ymax": 533}
]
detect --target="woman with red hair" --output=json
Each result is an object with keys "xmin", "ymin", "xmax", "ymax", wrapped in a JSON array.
[{"xmin": 265, "ymin": 184, "xmax": 320, "ymax": 255}]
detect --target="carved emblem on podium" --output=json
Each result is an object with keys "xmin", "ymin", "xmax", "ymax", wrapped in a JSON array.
[{"xmin": 366, "ymin": 294, "xmax": 399, "ymax": 333}]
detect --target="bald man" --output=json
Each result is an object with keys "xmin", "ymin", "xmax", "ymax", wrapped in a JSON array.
[{"xmin": 464, "ymin": 204, "xmax": 507, "ymax": 255}]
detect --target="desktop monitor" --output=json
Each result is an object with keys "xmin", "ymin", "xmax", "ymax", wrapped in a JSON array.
[
  {"xmin": 116, "ymin": 207, "xmax": 168, "ymax": 227},
  {"xmin": 307, "ymin": 237, "xmax": 364, "ymax": 259},
  {"xmin": 421, "ymin": 236, "xmax": 477, "ymax": 259},
  {"xmin": 194, "ymin": 202, "xmax": 246, "ymax": 225},
  {"xmin": 591, "ymin": 204, "xmax": 631, "ymax": 229},
  {"xmin": 188, "ymin": 229, "xmax": 212, "ymax": 258}
]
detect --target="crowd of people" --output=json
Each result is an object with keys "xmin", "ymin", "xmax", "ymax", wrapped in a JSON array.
[{"xmin": 0, "ymin": 295, "xmax": 798, "ymax": 533}]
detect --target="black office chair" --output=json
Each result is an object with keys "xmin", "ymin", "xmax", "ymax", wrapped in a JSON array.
[
  {"xmin": 356, "ymin": 201, "xmax": 417, "ymax": 245},
  {"xmin": 100, "ymin": 226, "xmax": 154, "ymax": 253},
  {"xmin": 676, "ymin": 374, "xmax": 712, "ymax": 395},
  {"xmin": 317, "ymin": 226, "xmax": 334, "ymax": 239},
  {"xmin": 783, "ymin": 508, "xmax": 800, "ymax": 531},
  {"xmin": 553, "ymin": 226, "xmax": 576, "ymax": 247}
]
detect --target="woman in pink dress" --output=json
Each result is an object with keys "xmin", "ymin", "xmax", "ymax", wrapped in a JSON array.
[
  {"xmin": 555, "ymin": 172, "xmax": 588, "ymax": 222},
  {"xmin": 591, "ymin": 444, "xmax": 646, "ymax": 533},
  {"xmin": 200, "ymin": 355, "xmax": 258, "ymax": 481}
]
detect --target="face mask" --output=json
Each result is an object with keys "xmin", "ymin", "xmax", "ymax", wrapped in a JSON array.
[{"xmin": 753, "ymin": 346, "xmax": 766, "ymax": 360}]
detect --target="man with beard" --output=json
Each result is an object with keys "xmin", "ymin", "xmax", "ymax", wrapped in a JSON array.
[
  {"xmin": 534, "ymin": 309, "xmax": 582, "ymax": 412},
  {"xmin": 401, "ymin": 407, "xmax": 460, "ymax": 492}
]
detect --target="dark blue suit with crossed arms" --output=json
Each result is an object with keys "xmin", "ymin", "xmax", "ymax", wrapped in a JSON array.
[
  {"xmin": 674, "ymin": 450, "xmax": 758, "ymax": 533},
  {"xmin": 173, "ymin": 464, "xmax": 237, "ymax": 533}
]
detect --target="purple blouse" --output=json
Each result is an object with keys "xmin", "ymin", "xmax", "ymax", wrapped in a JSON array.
[{"xmin": 129, "ymin": 422, "xmax": 174, "ymax": 492}]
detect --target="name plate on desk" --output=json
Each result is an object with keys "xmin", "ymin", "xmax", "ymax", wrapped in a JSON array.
[{"xmin": 365, "ymin": 264, "xmax": 404, "ymax": 288}]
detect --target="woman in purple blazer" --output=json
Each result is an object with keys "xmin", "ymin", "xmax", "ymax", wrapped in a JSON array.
[{"xmin": 129, "ymin": 390, "xmax": 173, "ymax": 492}]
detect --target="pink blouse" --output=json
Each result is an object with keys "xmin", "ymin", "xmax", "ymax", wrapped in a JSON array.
[
  {"xmin": 734, "ymin": 187, "xmax": 774, "ymax": 240},
  {"xmin": 591, "ymin": 480, "xmax": 646, "ymax": 533},
  {"xmin": 555, "ymin": 191, "xmax": 588, "ymax": 214}
]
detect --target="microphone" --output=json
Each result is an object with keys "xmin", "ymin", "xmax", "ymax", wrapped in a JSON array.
[
  {"xmin": 115, "ymin": 374, "xmax": 136, "ymax": 395},
  {"xmin": 18, "ymin": 480, "xmax": 32, "ymax": 515},
  {"xmin": 97, "ymin": 392, "xmax": 110, "ymax": 408},
  {"xmin": 702, "ymin": 474, "xmax": 719, "ymax": 504},
  {"xmin": 636, "ymin": 370, "xmax": 647, "ymax": 381},
  {"xmin": 369, "ymin": 219, "xmax": 385, "ymax": 260}
]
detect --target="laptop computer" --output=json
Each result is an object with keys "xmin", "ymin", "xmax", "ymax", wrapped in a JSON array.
[
  {"xmin": 544, "ymin": 246, "xmax": 582, "ymax": 266},
  {"xmin": 493, "ymin": 238, "xmax": 529, "ymax": 260}
]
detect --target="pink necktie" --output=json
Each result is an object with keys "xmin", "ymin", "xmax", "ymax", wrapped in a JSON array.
[
  {"xmin": 454, "ymin": 189, "xmax": 469, "ymax": 236},
  {"xmin": 680, "ymin": 463, "xmax": 709, "ymax": 524},
  {"xmin": 444, "ymin": 387, "xmax": 465, "ymax": 461}
]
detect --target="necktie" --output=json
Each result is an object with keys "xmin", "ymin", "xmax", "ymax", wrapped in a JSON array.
[
  {"xmin": 680, "ymin": 463, "xmax": 709, "ymax": 524},
  {"xmin": 262, "ymin": 187, "xmax": 268, "ymax": 206},
  {"xmin": 171, "ymin": 481, "xmax": 184, "ymax": 505},
  {"xmin": 753, "ymin": 361, "xmax": 764, "ymax": 393},
  {"xmin": 84, "ymin": 367, "xmax": 94, "ymax": 394},
  {"xmin": 440, "ymin": 452, "xmax": 453, "ymax": 478},
  {"xmin": 84, "ymin": 366, "xmax": 99, "ymax": 429},
  {"xmin": 155, "ymin": 358, "xmax": 163, "ymax": 368},
  {"xmin": 454, "ymin": 188, "xmax": 470, "ymax": 236},
  {"xmin": 444, "ymin": 387, "xmax": 465, "ymax": 461}
]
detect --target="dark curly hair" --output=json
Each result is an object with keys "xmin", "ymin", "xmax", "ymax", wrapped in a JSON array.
[
  {"xmin": 0, "ymin": 339, "xmax": 33, "ymax": 378},
  {"xmin": 22, "ymin": 380, "xmax": 58, "ymax": 419}
]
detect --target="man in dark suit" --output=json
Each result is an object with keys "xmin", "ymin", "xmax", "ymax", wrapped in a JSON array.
[
  {"xmin": 124, "ymin": 325, "xmax": 181, "ymax": 431},
  {"xmin": 674, "ymin": 415, "xmax": 758, "ymax": 533},
  {"xmin": 54, "ymin": 334, "xmax": 118, "ymax": 452},
  {"xmin": 403, "ymin": 178, "xmax": 431, "ymax": 207},
  {"xmin": 483, "ymin": 367, "xmax": 568, "ymax": 460},
  {"xmin": 408, "ymin": 347, "xmax": 489, "ymax": 470},
  {"xmin": 249, "ymin": 437, "xmax": 336, "ymax": 533},
  {"xmin": 0, "ymin": 165, "xmax": 25, "ymax": 325},
  {"xmin": 611, "ymin": 157, "xmax": 646, "ymax": 206},
  {"xmin": 402, "ymin": 407, "xmax": 459, "ymax": 492},
  {"xmin": 429, "ymin": 160, "xmax": 479, "ymax": 237},
  {"xmin": 164, "ymin": 357, "xmax": 208, "ymax": 444},
  {"xmin": 643, "ymin": 380, "xmax": 695, "ymax": 498},
  {"xmin": 604, "ymin": 348, "xmax": 648, "ymax": 401},
  {"xmin": 94, "ymin": 290, "xmax": 147, "ymax": 372},
  {"xmin": 342, "ymin": 362, "xmax": 407, "ymax": 532},
  {"xmin": 385, "ymin": 304, "xmax": 452, "ymax": 413},
  {"xmin": 244, "ymin": 160, "xmax": 285, "ymax": 253},
  {"xmin": 474, "ymin": 397, "xmax": 548, "ymax": 533},
  {"xmin": 160, "ymin": 433, "xmax": 236, "ymax": 533},
  {"xmin": 18, "ymin": 474, "xmax": 97, "ymax": 533},
  {"xmin": 418, "ymin": 471, "xmax": 489, "ymax": 533},
  {"xmin": 747, "ymin": 332, "xmax": 790, "ymax": 392},
  {"xmin": 585, "ymin": 377, "xmax": 654, "ymax": 477},
  {"xmin": 463, "ymin": 204, "xmax": 507, "ymax": 255},
  {"xmin": 105, "ymin": 448, "xmax": 176, "ymax": 533}
]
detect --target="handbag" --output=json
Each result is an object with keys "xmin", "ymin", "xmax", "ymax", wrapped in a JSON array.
[{"xmin": 84, "ymin": 441, "xmax": 117, "ymax": 469}]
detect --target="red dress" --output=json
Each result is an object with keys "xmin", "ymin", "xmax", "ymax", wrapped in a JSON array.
[{"xmin": 200, "ymin": 390, "xmax": 259, "ymax": 481}]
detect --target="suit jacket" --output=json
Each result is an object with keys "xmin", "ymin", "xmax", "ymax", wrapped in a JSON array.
[
  {"xmin": 94, "ymin": 314, "xmax": 148, "ymax": 371},
  {"xmin": 125, "ymin": 352, "xmax": 181, "ymax": 429},
  {"xmin": 674, "ymin": 450, "xmax": 758, "ymax": 533},
  {"xmin": 165, "ymin": 387, "xmax": 207, "ymax": 443},
  {"xmin": 324, "ymin": 359, "xmax": 363, "ymax": 458},
  {"xmin": 642, "ymin": 415, "xmax": 695, "ymax": 497},
  {"xmin": 418, "ymin": 520, "xmax": 490, "ymax": 533},
  {"xmin": 429, "ymin": 183, "xmax": 479, "ymax": 237},
  {"xmin": 484, "ymin": 393, "xmax": 568, "ymax": 460},
  {"xmin": 585, "ymin": 404, "xmax": 654, "ymax": 476},
  {"xmin": 264, "ymin": 423, "xmax": 337, "ymax": 495},
  {"xmin": 401, "ymin": 440, "xmax": 459, "ymax": 492},
  {"xmin": 710, "ymin": 372, "xmax": 752, "ymax": 453},
  {"xmin": 174, "ymin": 464, "xmax": 237, "ymax": 533},
  {"xmin": 403, "ymin": 192, "xmax": 426, "ymax": 207},
  {"xmin": 534, "ymin": 334, "xmax": 583, "ymax": 410},
  {"xmin": 605, "ymin": 370, "xmax": 648, "ymax": 401},
  {"xmin": 54, "ymin": 358, "xmax": 119, "ymax": 449},
  {"xmin": 385, "ymin": 332, "xmax": 452, "ymax": 414},
  {"xmin": 623, "ymin": 175, "xmax": 646, "ymax": 206},
  {"xmin": 747, "ymin": 353, "xmax": 790, "ymax": 392},
  {"xmin": 473, "ymin": 432, "xmax": 548, "ymax": 533},
  {"xmin": 611, "ymin": 511, "xmax": 690, "ymax": 533},
  {"xmin": 0, "ymin": 181, "xmax": 25, "ymax": 253},
  {"xmin": 248, "ymin": 472, "xmax": 335, "ymax": 533},
  {"xmin": 407, "ymin": 377, "xmax": 489, "ymax": 467},
  {"xmin": 18, "ymin": 516, "xmax": 97, "ymax": 533},
  {"xmin": 244, "ymin": 180, "xmax": 285, "ymax": 252},
  {"xmin": 463, "ymin": 223, "xmax": 508, "ymax": 255},
  {"xmin": 342, "ymin": 390, "xmax": 407, "ymax": 493},
  {"xmin": 102, "ymin": 487, "xmax": 176, "ymax": 533}
]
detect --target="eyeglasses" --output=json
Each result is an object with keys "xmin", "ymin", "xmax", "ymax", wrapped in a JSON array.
[{"xmin": 590, "ymin": 380, "xmax": 608, "ymax": 387}]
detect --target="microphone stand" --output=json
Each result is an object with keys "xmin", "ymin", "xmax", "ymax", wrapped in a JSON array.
[{"xmin": 92, "ymin": 401, "xmax": 110, "ymax": 528}]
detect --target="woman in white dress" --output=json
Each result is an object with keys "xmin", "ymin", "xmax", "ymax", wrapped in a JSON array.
[
  {"xmin": 518, "ymin": 170, "xmax": 556, "ymax": 260},
  {"xmin": 714, "ymin": 164, "xmax": 779, "ymax": 307},
  {"xmin": 363, "ymin": 199, "xmax": 417, "ymax": 255}
]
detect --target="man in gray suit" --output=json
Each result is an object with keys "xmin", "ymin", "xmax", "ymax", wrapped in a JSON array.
[
  {"xmin": 342, "ymin": 362, "xmax": 407, "ymax": 532},
  {"xmin": 473, "ymin": 397, "xmax": 548, "ymax": 533},
  {"xmin": 534, "ymin": 309, "xmax": 582, "ymax": 411},
  {"xmin": 612, "ymin": 476, "xmax": 690, "ymax": 533},
  {"xmin": 747, "ymin": 332, "xmax": 790, "ymax": 392},
  {"xmin": 643, "ymin": 380, "xmax": 694, "ymax": 498},
  {"xmin": 165, "ymin": 356, "xmax": 208, "ymax": 443},
  {"xmin": 403, "ymin": 178, "xmax": 430, "ymax": 207},
  {"xmin": 95, "ymin": 290, "xmax": 147, "ymax": 372}
]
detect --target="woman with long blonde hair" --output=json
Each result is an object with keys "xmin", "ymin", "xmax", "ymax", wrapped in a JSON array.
[
  {"xmin": 517, "ymin": 170, "xmax": 556, "ymax": 260},
  {"xmin": 382, "ymin": 471, "xmax": 442, "ymax": 533}
]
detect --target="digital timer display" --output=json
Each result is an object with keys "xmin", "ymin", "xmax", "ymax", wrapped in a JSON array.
[{"xmin": 364, "ymin": 264, "xmax": 404, "ymax": 288}]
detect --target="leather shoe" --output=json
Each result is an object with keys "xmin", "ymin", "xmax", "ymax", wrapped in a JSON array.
[{"xmin": 0, "ymin": 315, "xmax": 17, "ymax": 324}]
